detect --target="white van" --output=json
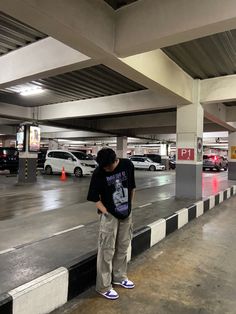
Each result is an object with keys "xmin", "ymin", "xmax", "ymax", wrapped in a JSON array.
[{"xmin": 44, "ymin": 150, "xmax": 97, "ymax": 177}]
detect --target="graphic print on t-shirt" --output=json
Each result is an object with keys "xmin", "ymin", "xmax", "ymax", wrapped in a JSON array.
[{"xmin": 106, "ymin": 171, "xmax": 128, "ymax": 215}]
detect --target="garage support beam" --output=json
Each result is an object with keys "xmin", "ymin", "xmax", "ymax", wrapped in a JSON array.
[
  {"xmin": 0, "ymin": 0, "xmax": 115, "ymax": 59},
  {"xmin": 0, "ymin": 37, "xmax": 92, "ymax": 88},
  {"xmin": 41, "ymin": 131, "xmax": 110, "ymax": 139},
  {"xmin": 203, "ymin": 103, "xmax": 236, "ymax": 132},
  {"xmin": 200, "ymin": 75, "xmax": 236, "ymax": 104},
  {"xmin": 119, "ymin": 49, "xmax": 193, "ymax": 103},
  {"xmin": 96, "ymin": 112, "xmax": 176, "ymax": 131},
  {"xmin": 0, "ymin": 102, "xmax": 32, "ymax": 120},
  {"xmin": 115, "ymin": 0, "xmax": 236, "ymax": 57},
  {"xmin": 38, "ymin": 90, "xmax": 180, "ymax": 120}
]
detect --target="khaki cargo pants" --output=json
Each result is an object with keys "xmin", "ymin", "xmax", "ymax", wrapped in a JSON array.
[{"xmin": 96, "ymin": 212, "xmax": 133, "ymax": 293}]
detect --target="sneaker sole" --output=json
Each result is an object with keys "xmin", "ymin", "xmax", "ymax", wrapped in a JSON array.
[
  {"xmin": 97, "ymin": 291, "xmax": 119, "ymax": 300},
  {"xmin": 113, "ymin": 282, "xmax": 135, "ymax": 289}
]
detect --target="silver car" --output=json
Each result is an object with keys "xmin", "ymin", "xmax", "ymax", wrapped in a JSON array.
[{"xmin": 130, "ymin": 156, "xmax": 165, "ymax": 171}]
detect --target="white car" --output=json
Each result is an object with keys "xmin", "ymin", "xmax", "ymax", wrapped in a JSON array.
[
  {"xmin": 130, "ymin": 156, "xmax": 165, "ymax": 171},
  {"xmin": 44, "ymin": 150, "xmax": 97, "ymax": 177}
]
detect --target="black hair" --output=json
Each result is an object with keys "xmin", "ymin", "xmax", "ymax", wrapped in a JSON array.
[{"xmin": 96, "ymin": 148, "xmax": 117, "ymax": 168}]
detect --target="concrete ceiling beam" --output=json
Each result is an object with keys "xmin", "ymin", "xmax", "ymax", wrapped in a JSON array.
[
  {"xmin": 226, "ymin": 107, "xmax": 236, "ymax": 122},
  {"xmin": 0, "ymin": 0, "xmax": 193, "ymax": 103},
  {"xmin": 203, "ymin": 103, "xmax": 236, "ymax": 132},
  {"xmin": 0, "ymin": 0, "xmax": 115, "ymax": 59},
  {"xmin": 118, "ymin": 49, "xmax": 193, "ymax": 103},
  {"xmin": 115, "ymin": 0, "xmax": 236, "ymax": 57},
  {"xmin": 95, "ymin": 112, "xmax": 176, "ymax": 130},
  {"xmin": 0, "ymin": 102, "xmax": 33, "ymax": 120},
  {"xmin": 201, "ymin": 75, "xmax": 236, "ymax": 104},
  {"xmin": 0, "ymin": 125, "xmax": 16, "ymax": 135},
  {"xmin": 0, "ymin": 37, "xmax": 94, "ymax": 89},
  {"xmin": 38, "ymin": 90, "xmax": 181, "ymax": 121},
  {"xmin": 41, "ymin": 130, "xmax": 111, "ymax": 139}
]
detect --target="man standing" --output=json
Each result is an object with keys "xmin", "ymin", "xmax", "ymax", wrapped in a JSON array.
[{"xmin": 87, "ymin": 148, "xmax": 136, "ymax": 300}]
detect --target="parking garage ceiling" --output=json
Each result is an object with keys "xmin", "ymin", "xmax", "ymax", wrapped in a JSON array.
[
  {"xmin": 0, "ymin": 12, "xmax": 47, "ymax": 56},
  {"xmin": 0, "ymin": 2, "xmax": 236, "ymax": 141},
  {"xmin": 163, "ymin": 29, "xmax": 236, "ymax": 80},
  {"xmin": 0, "ymin": 65, "xmax": 146, "ymax": 106}
]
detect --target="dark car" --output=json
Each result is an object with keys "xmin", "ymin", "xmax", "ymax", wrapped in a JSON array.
[
  {"xmin": 169, "ymin": 156, "xmax": 176, "ymax": 169},
  {"xmin": 130, "ymin": 154, "xmax": 162, "ymax": 164},
  {"xmin": 0, "ymin": 147, "xmax": 18, "ymax": 173},
  {"xmin": 203, "ymin": 155, "xmax": 228, "ymax": 171},
  {"xmin": 37, "ymin": 149, "xmax": 47, "ymax": 168},
  {"xmin": 144, "ymin": 154, "xmax": 162, "ymax": 164}
]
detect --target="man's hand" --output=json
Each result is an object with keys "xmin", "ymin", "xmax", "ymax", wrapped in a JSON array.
[{"xmin": 96, "ymin": 200, "xmax": 108, "ymax": 215}]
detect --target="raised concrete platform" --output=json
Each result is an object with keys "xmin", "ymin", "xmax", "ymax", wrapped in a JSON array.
[{"xmin": 1, "ymin": 183, "xmax": 235, "ymax": 314}]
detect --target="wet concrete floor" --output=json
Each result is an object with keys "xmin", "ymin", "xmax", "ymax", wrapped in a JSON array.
[
  {"xmin": 53, "ymin": 196, "xmax": 236, "ymax": 314},
  {"xmin": 0, "ymin": 171, "xmax": 232, "ymax": 252}
]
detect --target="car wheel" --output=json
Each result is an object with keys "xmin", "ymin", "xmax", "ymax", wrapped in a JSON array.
[
  {"xmin": 74, "ymin": 167, "xmax": 83, "ymax": 177},
  {"xmin": 149, "ymin": 165, "xmax": 156, "ymax": 171},
  {"xmin": 224, "ymin": 167, "xmax": 228, "ymax": 171},
  {"xmin": 45, "ymin": 165, "xmax": 53, "ymax": 175},
  {"xmin": 203, "ymin": 167, "xmax": 206, "ymax": 171}
]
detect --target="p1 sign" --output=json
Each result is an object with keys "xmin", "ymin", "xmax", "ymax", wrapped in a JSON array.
[{"xmin": 178, "ymin": 148, "xmax": 194, "ymax": 160}]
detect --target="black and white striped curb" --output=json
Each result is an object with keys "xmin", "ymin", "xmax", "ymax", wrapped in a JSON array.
[{"xmin": 1, "ymin": 186, "xmax": 235, "ymax": 314}]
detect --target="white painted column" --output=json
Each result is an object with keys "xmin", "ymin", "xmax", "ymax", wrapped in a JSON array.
[
  {"xmin": 228, "ymin": 132, "xmax": 236, "ymax": 180},
  {"xmin": 160, "ymin": 143, "xmax": 169, "ymax": 169},
  {"xmin": 48, "ymin": 139, "xmax": 59, "ymax": 150},
  {"xmin": 116, "ymin": 136, "xmax": 127, "ymax": 158},
  {"xmin": 176, "ymin": 80, "xmax": 203, "ymax": 199}
]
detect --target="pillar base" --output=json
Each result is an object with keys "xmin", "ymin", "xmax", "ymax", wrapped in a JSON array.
[
  {"xmin": 176, "ymin": 164, "xmax": 202, "ymax": 199},
  {"xmin": 18, "ymin": 158, "xmax": 37, "ymax": 183}
]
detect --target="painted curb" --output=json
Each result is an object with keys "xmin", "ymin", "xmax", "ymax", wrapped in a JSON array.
[{"xmin": 0, "ymin": 185, "xmax": 235, "ymax": 314}]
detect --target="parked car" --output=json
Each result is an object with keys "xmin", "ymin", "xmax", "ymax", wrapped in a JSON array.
[
  {"xmin": 144, "ymin": 154, "xmax": 162, "ymax": 164},
  {"xmin": 0, "ymin": 147, "xmax": 19, "ymax": 173},
  {"xmin": 44, "ymin": 150, "xmax": 96, "ymax": 177},
  {"xmin": 203, "ymin": 155, "xmax": 228, "ymax": 171},
  {"xmin": 129, "ymin": 156, "xmax": 165, "ymax": 171}
]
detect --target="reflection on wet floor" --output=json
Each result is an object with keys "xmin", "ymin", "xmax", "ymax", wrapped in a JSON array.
[{"xmin": 0, "ymin": 170, "xmax": 233, "ymax": 221}]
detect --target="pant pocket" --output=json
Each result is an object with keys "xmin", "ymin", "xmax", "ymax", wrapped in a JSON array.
[{"xmin": 99, "ymin": 231, "xmax": 115, "ymax": 249}]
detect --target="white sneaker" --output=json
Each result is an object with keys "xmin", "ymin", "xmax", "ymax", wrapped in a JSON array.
[
  {"xmin": 98, "ymin": 288, "xmax": 119, "ymax": 300},
  {"xmin": 113, "ymin": 279, "xmax": 135, "ymax": 289}
]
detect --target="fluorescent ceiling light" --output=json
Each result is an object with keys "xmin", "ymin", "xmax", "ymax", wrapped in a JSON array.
[{"xmin": 20, "ymin": 86, "xmax": 44, "ymax": 96}]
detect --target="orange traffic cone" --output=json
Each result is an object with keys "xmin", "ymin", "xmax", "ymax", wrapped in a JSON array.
[{"xmin": 60, "ymin": 166, "xmax": 67, "ymax": 181}]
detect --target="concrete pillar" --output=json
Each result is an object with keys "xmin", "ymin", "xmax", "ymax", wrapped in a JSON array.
[
  {"xmin": 48, "ymin": 139, "xmax": 59, "ymax": 150},
  {"xmin": 18, "ymin": 124, "xmax": 39, "ymax": 184},
  {"xmin": 116, "ymin": 136, "xmax": 127, "ymax": 158},
  {"xmin": 176, "ymin": 81, "xmax": 203, "ymax": 199},
  {"xmin": 228, "ymin": 132, "xmax": 236, "ymax": 180},
  {"xmin": 160, "ymin": 143, "xmax": 169, "ymax": 169}
]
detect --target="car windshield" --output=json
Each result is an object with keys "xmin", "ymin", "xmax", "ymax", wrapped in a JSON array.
[
  {"xmin": 72, "ymin": 152, "xmax": 93, "ymax": 160},
  {"xmin": 146, "ymin": 158, "xmax": 153, "ymax": 162}
]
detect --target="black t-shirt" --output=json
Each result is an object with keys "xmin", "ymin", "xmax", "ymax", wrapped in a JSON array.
[{"xmin": 87, "ymin": 158, "xmax": 136, "ymax": 219}]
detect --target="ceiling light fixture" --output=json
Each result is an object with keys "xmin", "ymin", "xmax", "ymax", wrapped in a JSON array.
[{"xmin": 20, "ymin": 86, "xmax": 44, "ymax": 96}]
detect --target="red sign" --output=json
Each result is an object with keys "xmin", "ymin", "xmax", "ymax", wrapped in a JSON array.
[{"xmin": 178, "ymin": 148, "xmax": 194, "ymax": 160}]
